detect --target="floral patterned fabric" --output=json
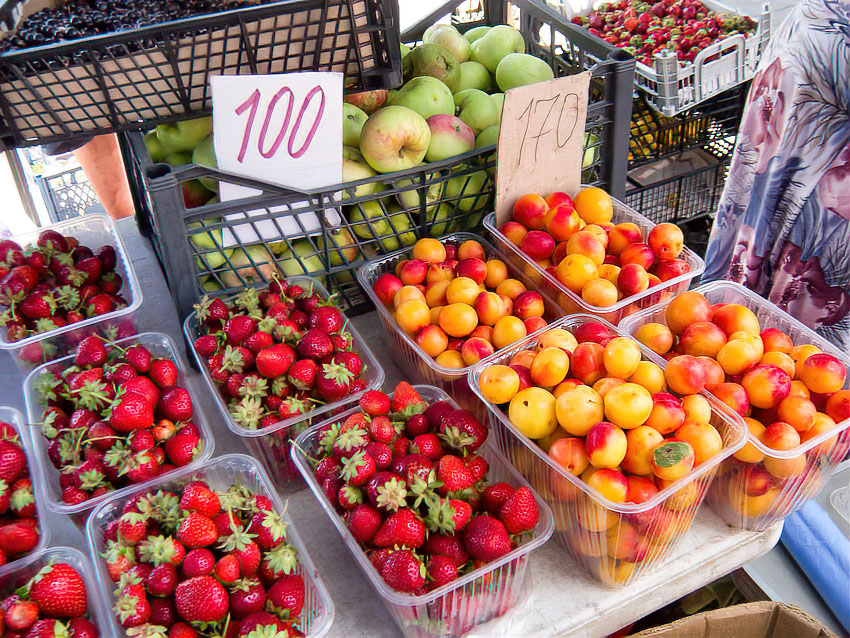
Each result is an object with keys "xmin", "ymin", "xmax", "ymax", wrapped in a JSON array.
[{"xmin": 704, "ymin": 0, "xmax": 850, "ymax": 349}]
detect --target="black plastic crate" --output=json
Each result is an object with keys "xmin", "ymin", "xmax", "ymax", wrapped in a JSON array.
[
  {"xmin": 35, "ymin": 165, "xmax": 101, "ymax": 222},
  {"xmin": 0, "ymin": 0, "xmax": 402, "ymax": 149},
  {"xmin": 125, "ymin": 0, "xmax": 635, "ymax": 319},
  {"xmin": 628, "ymin": 83, "xmax": 747, "ymax": 168}
]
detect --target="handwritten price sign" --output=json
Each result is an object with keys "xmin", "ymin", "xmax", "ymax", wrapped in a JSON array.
[
  {"xmin": 495, "ymin": 72, "xmax": 591, "ymax": 225},
  {"xmin": 210, "ymin": 73, "xmax": 343, "ymax": 245}
]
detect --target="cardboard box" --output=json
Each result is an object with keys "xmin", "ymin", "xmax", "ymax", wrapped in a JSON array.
[{"xmin": 629, "ymin": 601, "xmax": 839, "ymax": 638}]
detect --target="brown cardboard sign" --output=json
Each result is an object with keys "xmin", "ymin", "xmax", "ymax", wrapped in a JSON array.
[{"xmin": 494, "ymin": 71, "xmax": 591, "ymax": 226}]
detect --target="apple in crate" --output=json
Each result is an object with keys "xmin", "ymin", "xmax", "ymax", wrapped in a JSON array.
[{"xmin": 360, "ymin": 106, "xmax": 431, "ymax": 173}]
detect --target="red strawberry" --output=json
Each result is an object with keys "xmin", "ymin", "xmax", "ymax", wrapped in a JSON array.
[
  {"xmin": 193, "ymin": 334, "xmax": 218, "ymax": 357},
  {"xmin": 314, "ymin": 457, "xmax": 340, "ymax": 483},
  {"xmin": 380, "ymin": 549, "xmax": 426, "ymax": 593},
  {"xmin": 75, "ymin": 256, "xmax": 101, "ymax": 284},
  {"xmin": 481, "ymin": 483, "xmax": 515, "ymax": 516},
  {"xmin": 29, "ymin": 562, "xmax": 88, "ymax": 618},
  {"xmin": 179, "ymin": 481, "xmax": 220, "ymax": 517},
  {"xmin": 88, "ymin": 293, "xmax": 117, "ymax": 317},
  {"xmin": 220, "ymin": 532, "xmax": 261, "ymax": 577},
  {"xmin": 229, "ymin": 579, "xmax": 267, "ymax": 619},
  {"xmin": 73, "ymin": 336, "xmax": 107, "ymax": 367},
  {"xmin": 331, "ymin": 350, "xmax": 362, "ymax": 376},
  {"xmin": 0, "ymin": 440, "xmax": 26, "ymax": 481},
  {"xmin": 25, "ymin": 618, "xmax": 71, "ymax": 636},
  {"xmin": 177, "ymin": 512, "xmax": 218, "ymax": 548},
  {"xmin": 308, "ymin": 306, "xmax": 344, "ymax": 334},
  {"xmin": 405, "ymin": 414, "xmax": 429, "ymax": 437},
  {"xmin": 373, "ymin": 509, "xmax": 425, "ymax": 548},
  {"xmin": 463, "ymin": 454, "xmax": 489, "ymax": 482},
  {"xmin": 105, "ymin": 362, "xmax": 136, "ymax": 384},
  {"xmin": 340, "ymin": 450, "xmax": 376, "ymax": 487},
  {"xmin": 148, "ymin": 597, "xmax": 176, "ymax": 628},
  {"xmin": 316, "ymin": 363, "xmax": 355, "ymax": 402},
  {"xmin": 345, "ymin": 504, "xmax": 383, "ymax": 543},
  {"xmin": 360, "ymin": 391, "xmax": 391, "ymax": 417},
  {"xmin": 194, "ymin": 296, "xmax": 229, "ymax": 327},
  {"xmin": 237, "ymin": 612, "xmax": 287, "ymax": 636},
  {"xmin": 255, "ymin": 344, "xmax": 296, "ymax": 378},
  {"xmin": 182, "ymin": 548, "xmax": 215, "ymax": 577},
  {"xmin": 499, "ymin": 486, "xmax": 538, "ymax": 534},
  {"xmin": 286, "ymin": 359, "xmax": 318, "ymax": 391},
  {"xmin": 411, "ymin": 433, "xmax": 442, "ymax": 460},
  {"xmin": 214, "ymin": 554, "xmax": 241, "ymax": 583},
  {"xmin": 117, "ymin": 511, "xmax": 149, "ymax": 544},
  {"xmin": 174, "ymin": 575, "xmax": 229, "ymax": 622},
  {"xmin": 462, "ymin": 516, "xmax": 512, "ymax": 562},
  {"xmin": 20, "ymin": 291, "xmax": 56, "ymax": 320},
  {"xmin": 438, "ymin": 409, "xmax": 487, "ymax": 453},
  {"xmin": 428, "ymin": 555, "xmax": 458, "ymax": 588},
  {"xmin": 150, "ymin": 359, "xmax": 179, "ymax": 389},
  {"xmin": 124, "ymin": 344, "xmax": 152, "ymax": 373},
  {"xmin": 423, "ymin": 401, "xmax": 454, "ymax": 429},
  {"xmin": 266, "ymin": 574, "xmax": 304, "ymax": 619},
  {"xmin": 103, "ymin": 541, "xmax": 135, "ymax": 581},
  {"xmin": 146, "ymin": 563, "xmax": 178, "ymax": 596},
  {"xmin": 115, "ymin": 582, "xmax": 151, "ymax": 627},
  {"xmin": 368, "ymin": 416, "xmax": 396, "ymax": 444},
  {"xmin": 296, "ymin": 329, "xmax": 333, "ymax": 360},
  {"xmin": 5, "ymin": 599, "xmax": 39, "ymax": 630},
  {"xmin": 247, "ymin": 509, "xmax": 287, "ymax": 551},
  {"xmin": 391, "ymin": 382, "xmax": 424, "ymax": 415},
  {"xmin": 331, "ymin": 332, "xmax": 352, "ymax": 351},
  {"xmin": 165, "ymin": 430, "xmax": 201, "ymax": 466},
  {"xmin": 338, "ymin": 484, "xmax": 363, "ymax": 510},
  {"xmin": 0, "ymin": 521, "xmax": 39, "ymax": 555},
  {"xmin": 436, "ymin": 455, "xmax": 475, "ymax": 496},
  {"xmin": 170, "ymin": 621, "xmax": 199, "ymax": 638},
  {"xmin": 122, "ymin": 375, "xmax": 161, "ymax": 406},
  {"xmin": 424, "ymin": 533, "xmax": 469, "ymax": 564},
  {"xmin": 159, "ymin": 387, "xmax": 193, "ymax": 422},
  {"xmin": 109, "ymin": 394, "xmax": 154, "ymax": 432},
  {"xmin": 278, "ymin": 397, "xmax": 308, "ymax": 421},
  {"xmin": 448, "ymin": 498, "xmax": 472, "ymax": 531},
  {"xmin": 365, "ymin": 441, "xmax": 393, "ymax": 470},
  {"xmin": 225, "ymin": 315, "xmax": 257, "ymax": 345},
  {"xmin": 37, "ymin": 230, "xmax": 68, "ymax": 252}
]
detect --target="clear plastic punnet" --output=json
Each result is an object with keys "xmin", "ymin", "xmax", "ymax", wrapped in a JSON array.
[
  {"xmin": 483, "ymin": 193, "xmax": 705, "ymax": 325},
  {"xmin": 357, "ymin": 233, "xmax": 565, "ymax": 413},
  {"xmin": 291, "ymin": 385, "xmax": 555, "ymax": 637},
  {"xmin": 23, "ymin": 332, "xmax": 215, "ymax": 522},
  {"xmin": 468, "ymin": 315, "xmax": 746, "ymax": 586},
  {"xmin": 87, "ymin": 454, "xmax": 334, "ymax": 636},
  {"xmin": 183, "ymin": 276, "xmax": 384, "ymax": 488},
  {"xmin": 619, "ymin": 281, "xmax": 850, "ymax": 531},
  {"xmin": 0, "ymin": 213, "xmax": 143, "ymax": 368},
  {"xmin": 0, "ymin": 406, "xmax": 49, "ymax": 576}
]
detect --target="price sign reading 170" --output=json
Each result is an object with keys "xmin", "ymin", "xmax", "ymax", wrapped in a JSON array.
[
  {"xmin": 211, "ymin": 73, "xmax": 343, "ymax": 192},
  {"xmin": 495, "ymin": 72, "xmax": 591, "ymax": 225}
]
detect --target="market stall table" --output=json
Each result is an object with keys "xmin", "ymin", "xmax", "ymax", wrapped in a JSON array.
[{"xmin": 0, "ymin": 218, "xmax": 783, "ymax": 637}]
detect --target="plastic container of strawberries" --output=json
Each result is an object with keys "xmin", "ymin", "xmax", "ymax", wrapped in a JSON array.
[
  {"xmin": 0, "ymin": 545, "xmax": 112, "ymax": 634},
  {"xmin": 482, "ymin": 193, "xmax": 705, "ymax": 325},
  {"xmin": 618, "ymin": 281, "xmax": 850, "ymax": 531},
  {"xmin": 467, "ymin": 315, "xmax": 746, "ymax": 586},
  {"xmin": 182, "ymin": 275, "xmax": 384, "ymax": 489},
  {"xmin": 291, "ymin": 384, "xmax": 554, "ymax": 638},
  {"xmin": 86, "ymin": 453, "xmax": 335, "ymax": 637},
  {"xmin": 0, "ymin": 406, "xmax": 49, "ymax": 575},
  {"xmin": 22, "ymin": 331, "xmax": 215, "ymax": 523},
  {"xmin": 357, "ymin": 233, "xmax": 565, "ymax": 414},
  {"xmin": 0, "ymin": 213, "xmax": 143, "ymax": 368}
]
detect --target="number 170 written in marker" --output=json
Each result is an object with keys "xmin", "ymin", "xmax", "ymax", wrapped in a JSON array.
[{"xmin": 514, "ymin": 92, "xmax": 580, "ymax": 166}]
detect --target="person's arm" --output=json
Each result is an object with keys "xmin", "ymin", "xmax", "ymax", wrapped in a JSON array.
[{"xmin": 73, "ymin": 133, "xmax": 135, "ymax": 220}]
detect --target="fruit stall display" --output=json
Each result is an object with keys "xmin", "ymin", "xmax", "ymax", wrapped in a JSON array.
[
  {"xmin": 0, "ymin": 407, "xmax": 47, "ymax": 574},
  {"xmin": 183, "ymin": 276, "xmax": 384, "ymax": 488},
  {"xmin": 620, "ymin": 282, "xmax": 850, "ymax": 531},
  {"xmin": 558, "ymin": 0, "xmax": 770, "ymax": 116},
  {"xmin": 0, "ymin": 0, "xmax": 401, "ymax": 149},
  {"xmin": 0, "ymin": 546, "xmax": 110, "ymax": 636},
  {"xmin": 0, "ymin": 214, "xmax": 142, "ymax": 367},
  {"xmin": 359, "ymin": 234, "xmax": 565, "ymax": 408},
  {"xmin": 86, "ymin": 454, "xmax": 334, "ymax": 637},
  {"xmin": 291, "ymin": 383, "xmax": 554, "ymax": 638},
  {"xmin": 484, "ymin": 187, "xmax": 705, "ymax": 323},
  {"xmin": 121, "ymin": 0, "xmax": 634, "ymax": 319},
  {"xmin": 468, "ymin": 315, "xmax": 745, "ymax": 586},
  {"xmin": 22, "ymin": 332, "xmax": 215, "ymax": 521}
]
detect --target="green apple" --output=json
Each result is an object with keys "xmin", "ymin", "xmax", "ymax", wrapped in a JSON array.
[
  {"xmin": 194, "ymin": 248, "xmax": 234, "ymax": 271},
  {"xmin": 144, "ymin": 131, "xmax": 166, "ymax": 163},
  {"xmin": 490, "ymin": 92, "xmax": 504, "ymax": 116},
  {"xmin": 463, "ymin": 26, "xmax": 490, "ymax": 44},
  {"xmin": 395, "ymin": 170, "xmax": 444, "ymax": 214},
  {"xmin": 360, "ymin": 106, "xmax": 431, "ymax": 173},
  {"xmin": 381, "ymin": 211, "xmax": 416, "ymax": 252},
  {"xmin": 453, "ymin": 88, "xmax": 485, "ymax": 108},
  {"xmin": 342, "ymin": 148, "xmax": 382, "ymax": 199},
  {"xmin": 457, "ymin": 91, "xmax": 500, "ymax": 135},
  {"xmin": 425, "ymin": 25, "xmax": 471, "ymax": 63},
  {"xmin": 279, "ymin": 241, "xmax": 326, "ymax": 281},
  {"xmin": 156, "ymin": 117, "xmax": 212, "ymax": 154},
  {"xmin": 470, "ymin": 25, "xmax": 525, "ymax": 73},
  {"xmin": 348, "ymin": 200, "xmax": 392, "ymax": 239},
  {"xmin": 220, "ymin": 244, "xmax": 278, "ymax": 288},
  {"xmin": 445, "ymin": 169, "xmax": 490, "ymax": 211},
  {"xmin": 495, "ymin": 53, "xmax": 554, "ymax": 91},
  {"xmin": 455, "ymin": 60, "xmax": 491, "ymax": 92},
  {"xmin": 476, "ymin": 124, "xmax": 500, "ymax": 148},
  {"xmin": 317, "ymin": 227, "xmax": 359, "ymax": 267},
  {"xmin": 201, "ymin": 277, "xmax": 222, "ymax": 292},
  {"xmin": 388, "ymin": 76, "xmax": 454, "ymax": 120},
  {"xmin": 584, "ymin": 132, "xmax": 599, "ymax": 169},
  {"xmin": 425, "ymin": 114, "xmax": 475, "ymax": 162},
  {"xmin": 344, "ymin": 90, "xmax": 388, "ymax": 115},
  {"xmin": 343, "ymin": 103, "xmax": 368, "ymax": 147},
  {"xmin": 403, "ymin": 44, "xmax": 460, "ymax": 92},
  {"xmin": 163, "ymin": 152, "xmax": 191, "ymax": 167},
  {"xmin": 189, "ymin": 219, "xmax": 234, "ymax": 271},
  {"xmin": 400, "ymin": 43, "xmax": 411, "ymax": 59},
  {"xmin": 426, "ymin": 204, "xmax": 452, "ymax": 237},
  {"xmin": 192, "ymin": 135, "xmax": 218, "ymax": 192}
]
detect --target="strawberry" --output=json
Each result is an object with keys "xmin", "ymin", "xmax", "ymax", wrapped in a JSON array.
[
  {"xmin": 22, "ymin": 618, "xmax": 68, "ymax": 636},
  {"xmin": 365, "ymin": 441, "xmax": 393, "ymax": 470},
  {"xmin": 99, "ymin": 271, "xmax": 123, "ymax": 295},
  {"xmin": 391, "ymin": 382, "xmax": 424, "ymax": 415},
  {"xmin": 428, "ymin": 555, "xmax": 458, "ymax": 588},
  {"xmin": 105, "ymin": 362, "xmax": 136, "ymax": 384},
  {"xmin": 405, "ymin": 414, "xmax": 429, "ymax": 437},
  {"xmin": 165, "ymin": 430, "xmax": 201, "ymax": 466},
  {"xmin": 174, "ymin": 576, "xmax": 229, "ymax": 623},
  {"xmin": 448, "ymin": 499, "xmax": 472, "ymax": 531},
  {"xmin": 179, "ymin": 481, "xmax": 221, "ymax": 517},
  {"xmin": 117, "ymin": 511, "xmax": 149, "ymax": 544},
  {"xmin": 0, "ymin": 521, "xmax": 39, "ymax": 555},
  {"xmin": 177, "ymin": 512, "xmax": 218, "ymax": 548},
  {"xmin": 340, "ymin": 450, "xmax": 376, "ymax": 487},
  {"xmin": 368, "ymin": 416, "xmax": 396, "ymax": 444},
  {"xmin": 128, "ymin": 428, "xmax": 155, "ymax": 452},
  {"xmin": 360, "ymin": 391, "xmax": 391, "ymax": 417},
  {"xmin": 462, "ymin": 516, "xmax": 512, "ymax": 562},
  {"xmin": 115, "ymin": 582, "xmax": 150, "ymax": 627},
  {"xmin": 75, "ymin": 256, "xmax": 102, "ymax": 284},
  {"xmin": 124, "ymin": 344, "xmax": 152, "ymax": 373},
  {"xmin": 424, "ymin": 533, "xmax": 469, "ymax": 564},
  {"xmin": 170, "ymin": 621, "xmax": 199, "ymax": 638},
  {"xmin": 438, "ymin": 409, "xmax": 487, "ymax": 453},
  {"xmin": 237, "ymin": 612, "xmax": 288, "ymax": 636},
  {"xmin": 380, "ymin": 549, "xmax": 426, "ymax": 593},
  {"xmin": 193, "ymin": 334, "xmax": 218, "ymax": 357},
  {"xmin": 73, "ymin": 335, "xmax": 107, "ymax": 367},
  {"xmin": 20, "ymin": 291, "xmax": 57, "ymax": 320},
  {"xmin": 296, "ymin": 329, "xmax": 333, "ymax": 360},
  {"xmin": 423, "ymin": 401, "xmax": 454, "ymax": 429},
  {"xmin": 255, "ymin": 344, "xmax": 296, "ymax": 378},
  {"xmin": 247, "ymin": 509, "xmax": 287, "ymax": 551},
  {"xmin": 225, "ymin": 315, "xmax": 257, "ymax": 345},
  {"xmin": 28, "ymin": 562, "xmax": 88, "ymax": 618},
  {"xmin": 463, "ymin": 454, "xmax": 489, "ymax": 483},
  {"xmin": 220, "ymin": 530, "xmax": 261, "ymax": 577},
  {"xmin": 314, "ymin": 457, "xmax": 340, "ymax": 483},
  {"xmin": 345, "ymin": 504, "xmax": 383, "ymax": 543},
  {"xmin": 286, "ymin": 359, "xmax": 318, "ymax": 392},
  {"xmin": 146, "ymin": 562, "xmax": 178, "ymax": 596},
  {"xmin": 109, "ymin": 394, "xmax": 154, "ymax": 432},
  {"xmin": 5, "ymin": 599, "xmax": 39, "ymax": 630},
  {"xmin": 338, "ymin": 484, "xmax": 363, "ymax": 510},
  {"xmin": 0, "ymin": 439, "xmax": 26, "ymax": 481},
  {"xmin": 149, "ymin": 597, "xmax": 176, "ymax": 627},
  {"xmin": 411, "ymin": 433, "xmax": 442, "ymax": 460},
  {"xmin": 122, "ymin": 375, "xmax": 161, "ymax": 406},
  {"xmin": 194, "ymin": 296, "xmax": 229, "ymax": 327},
  {"xmin": 308, "ymin": 305, "xmax": 344, "ymax": 334},
  {"xmin": 214, "ymin": 554, "xmax": 241, "ymax": 583},
  {"xmin": 150, "ymin": 359, "xmax": 179, "ymax": 389},
  {"xmin": 373, "ymin": 509, "xmax": 425, "ymax": 548},
  {"xmin": 481, "ymin": 483, "xmax": 515, "ymax": 516},
  {"xmin": 331, "ymin": 427, "xmax": 368, "ymax": 460},
  {"xmin": 229, "ymin": 579, "xmax": 267, "ymax": 619},
  {"xmin": 436, "ymin": 455, "xmax": 475, "ymax": 496},
  {"xmin": 316, "ymin": 363, "xmax": 355, "ymax": 402},
  {"xmin": 245, "ymin": 330, "xmax": 274, "ymax": 353},
  {"xmin": 103, "ymin": 541, "xmax": 135, "ymax": 581},
  {"xmin": 159, "ymin": 387, "xmax": 193, "ymax": 422},
  {"xmin": 266, "ymin": 574, "xmax": 304, "ymax": 619},
  {"xmin": 499, "ymin": 486, "xmax": 538, "ymax": 534},
  {"xmin": 37, "ymin": 230, "xmax": 68, "ymax": 252},
  {"xmin": 182, "ymin": 548, "xmax": 215, "ymax": 578},
  {"xmin": 331, "ymin": 351, "xmax": 362, "ymax": 377}
]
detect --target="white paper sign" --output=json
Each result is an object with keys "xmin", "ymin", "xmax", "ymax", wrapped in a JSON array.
[{"xmin": 211, "ymin": 73, "xmax": 344, "ymax": 246}]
